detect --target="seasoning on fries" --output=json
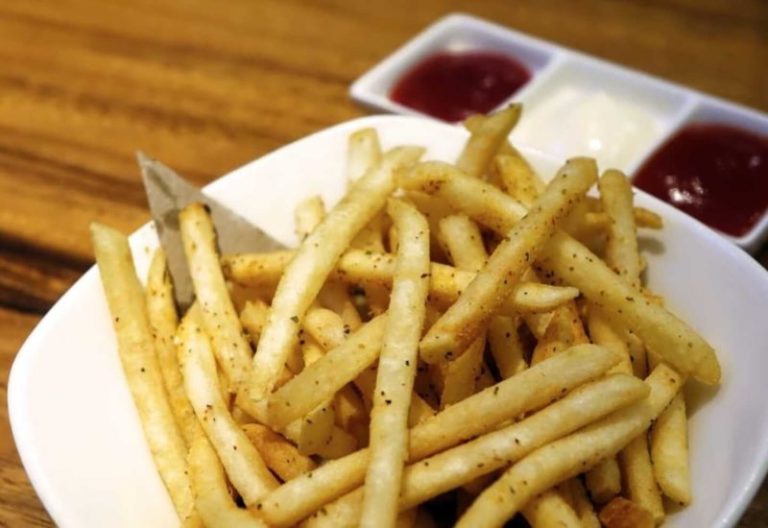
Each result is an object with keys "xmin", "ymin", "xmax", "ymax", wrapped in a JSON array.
[{"xmin": 92, "ymin": 106, "xmax": 720, "ymax": 527}]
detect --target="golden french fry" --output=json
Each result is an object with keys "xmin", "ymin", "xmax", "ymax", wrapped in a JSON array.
[
  {"xmin": 650, "ymin": 391, "xmax": 691, "ymax": 505},
  {"xmin": 493, "ymin": 153, "xmax": 544, "ymax": 207},
  {"xmin": 599, "ymin": 169, "xmax": 642, "ymax": 287},
  {"xmin": 347, "ymin": 128, "xmax": 382, "ymax": 184},
  {"xmin": 456, "ymin": 105, "xmax": 521, "ymax": 179},
  {"xmin": 537, "ymin": 231, "xmax": 720, "ymax": 385},
  {"xmin": 300, "ymin": 373, "xmax": 649, "ymax": 527},
  {"xmin": 598, "ymin": 497, "xmax": 654, "ymax": 528},
  {"xmin": 619, "ymin": 433, "xmax": 664, "ymax": 523},
  {"xmin": 487, "ymin": 315, "xmax": 527, "ymax": 378},
  {"xmin": 522, "ymin": 489, "xmax": 582, "ymax": 528},
  {"xmin": 455, "ymin": 364, "xmax": 683, "ymax": 528},
  {"xmin": 560, "ymin": 478, "xmax": 600, "ymax": 528},
  {"xmin": 250, "ymin": 146, "xmax": 423, "ymax": 399},
  {"xmin": 180, "ymin": 203, "xmax": 252, "ymax": 393},
  {"xmin": 530, "ymin": 301, "xmax": 588, "ymax": 365},
  {"xmin": 178, "ymin": 310, "xmax": 278, "ymax": 505},
  {"xmin": 255, "ymin": 344, "xmax": 621, "ymax": 527},
  {"xmin": 437, "ymin": 214, "xmax": 487, "ymax": 271},
  {"xmin": 318, "ymin": 280, "xmax": 363, "ymax": 331},
  {"xmin": 242, "ymin": 423, "xmax": 316, "ymax": 481},
  {"xmin": 439, "ymin": 336, "xmax": 485, "ymax": 408},
  {"xmin": 265, "ymin": 315, "xmax": 387, "ymax": 429},
  {"xmin": 188, "ymin": 431, "xmax": 265, "ymax": 528},
  {"xmin": 587, "ymin": 302, "xmax": 633, "ymax": 376},
  {"xmin": 240, "ymin": 299, "xmax": 270, "ymax": 344},
  {"xmin": 416, "ymin": 158, "xmax": 597, "ymax": 364},
  {"xmin": 224, "ymin": 250, "xmax": 578, "ymax": 316},
  {"xmin": 91, "ymin": 223, "xmax": 195, "ymax": 523},
  {"xmin": 334, "ymin": 384, "xmax": 369, "ymax": 446},
  {"xmin": 361, "ymin": 199, "xmax": 431, "ymax": 528},
  {"xmin": 585, "ymin": 457, "xmax": 622, "ymax": 505},
  {"xmin": 146, "ymin": 249, "xmax": 198, "ymax": 447},
  {"xmin": 294, "ymin": 195, "xmax": 326, "ymax": 241}
]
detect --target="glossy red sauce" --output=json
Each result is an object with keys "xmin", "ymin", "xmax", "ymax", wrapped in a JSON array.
[
  {"xmin": 389, "ymin": 51, "xmax": 531, "ymax": 122},
  {"xmin": 634, "ymin": 124, "xmax": 768, "ymax": 237}
]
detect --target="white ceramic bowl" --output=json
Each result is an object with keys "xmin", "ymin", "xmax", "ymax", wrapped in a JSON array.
[{"xmin": 9, "ymin": 115, "xmax": 768, "ymax": 527}]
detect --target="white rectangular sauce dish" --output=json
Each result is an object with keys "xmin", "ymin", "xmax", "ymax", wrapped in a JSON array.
[{"xmin": 350, "ymin": 13, "xmax": 768, "ymax": 252}]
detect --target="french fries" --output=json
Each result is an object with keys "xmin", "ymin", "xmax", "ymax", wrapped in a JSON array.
[
  {"xmin": 249, "ymin": 146, "xmax": 423, "ymax": 399},
  {"xmin": 177, "ymin": 308, "xmax": 278, "ymax": 505},
  {"xmin": 94, "ymin": 109, "xmax": 721, "ymax": 527},
  {"xmin": 91, "ymin": 224, "xmax": 196, "ymax": 524},
  {"xmin": 417, "ymin": 157, "xmax": 598, "ymax": 364},
  {"xmin": 456, "ymin": 364, "xmax": 684, "ymax": 527},
  {"xmin": 361, "ymin": 199, "xmax": 430, "ymax": 528}
]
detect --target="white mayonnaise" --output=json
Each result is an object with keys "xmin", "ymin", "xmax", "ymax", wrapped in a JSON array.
[{"xmin": 511, "ymin": 85, "xmax": 662, "ymax": 171}]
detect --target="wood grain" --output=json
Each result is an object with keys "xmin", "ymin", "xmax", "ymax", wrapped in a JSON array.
[{"xmin": 0, "ymin": 1, "xmax": 766, "ymax": 526}]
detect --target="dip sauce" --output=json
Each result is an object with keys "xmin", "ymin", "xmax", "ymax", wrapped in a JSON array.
[
  {"xmin": 511, "ymin": 86, "xmax": 662, "ymax": 170},
  {"xmin": 634, "ymin": 124, "xmax": 768, "ymax": 237},
  {"xmin": 390, "ymin": 51, "xmax": 531, "ymax": 122}
]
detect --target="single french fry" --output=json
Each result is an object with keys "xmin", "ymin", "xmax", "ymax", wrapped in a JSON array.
[
  {"xmin": 240, "ymin": 299, "xmax": 270, "ymax": 344},
  {"xmin": 619, "ymin": 433, "xmax": 664, "ymax": 524},
  {"xmin": 318, "ymin": 280, "xmax": 363, "ymax": 331},
  {"xmin": 241, "ymin": 299, "xmax": 306, "ymax": 375},
  {"xmin": 455, "ymin": 364, "xmax": 684, "ymax": 528},
  {"xmin": 303, "ymin": 307, "xmax": 349, "ymax": 351},
  {"xmin": 582, "ymin": 196, "xmax": 663, "ymax": 230},
  {"xmin": 585, "ymin": 458, "xmax": 622, "ymax": 505},
  {"xmin": 224, "ymin": 250, "xmax": 579, "ymax": 316},
  {"xmin": 436, "ymin": 214, "xmax": 488, "ymax": 407},
  {"xmin": 290, "ymin": 334, "xmax": 335, "ymax": 455},
  {"xmin": 522, "ymin": 489, "xmax": 582, "ymax": 528},
  {"xmin": 300, "ymin": 373, "xmax": 649, "ymax": 528},
  {"xmin": 361, "ymin": 199, "xmax": 431, "ymax": 528},
  {"xmin": 289, "ymin": 309, "xmax": 435, "ymax": 428},
  {"xmin": 316, "ymin": 425, "xmax": 359, "ymax": 459},
  {"xmin": 402, "ymin": 160, "xmax": 719, "ymax": 384},
  {"xmin": 486, "ymin": 315, "xmax": 527, "ymax": 379},
  {"xmin": 146, "ymin": 249, "xmax": 197, "ymax": 448},
  {"xmin": 599, "ymin": 170, "xmax": 642, "ymax": 288},
  {"xmin": 242, "ymin": 423, "xmax": 316, "ymax": 481},
  {"xmin": 334, "ymin": 384, "xmax": 369, "ymax": 446},
  {"xmin": 456, "ymin": 105, "xmax": 522, "ymax": 179},
  {"xmin": 598, "ymin": 497, "xmax": 654, "ymax": 528},
  {"xmin": 494, "ymin": 153, "xmax": 544, "ymax": 208},
  {"xmin": 91, "ymin": 223, "xmax": 195, "ymax": 523},
  {"xmin": 650, "ymin": 391, "xmax": 691, "ymax": 505},
  {"xmin": 417, "ymin": 158, "xmax": 597, "ymax": 364},
  {"xmin": 249, "ymin": 146, "xmax": 424, "ymax": 399},
  {"xmin": 288, "ymin": 397, "xmax": 335, "ymax": 456},
  {"xmin": 437, "ymin": 214, "xmax": 487, "ymax": 272},
  {"xmin": 294, "ymin": 195, "xmax": 326, "ymax": 241},
  {"xmin": 587, "ymin": 303, "xmax": 633, "ymax": 376},
  {"xmin": 265, "ymin": 315, "xmax": 387, "ymax": 429},
  {"xmin": 180, "ymin": 203, "xmax": 252, "ymax": 393},
  {"xmin": 256, "ymin": 344, "xmax": 620, "ymax": 527},
  {"xmin": 178, "ymin": 311, "xmax": 279, "ymax": 505},
  {"xmin": 347, "ymin": 128, "xmax": 382, "ymax": 184},
  {"xmin": 531, "ymin": 301, "xmax": 589, "ymax": 365},
  {"xmin": 561, "ymin": 478, "xmax": 600, "ymax": 528},
  {"xmin": 439, "ymin": 336, "xmax": 485, "ymax": 408},
  {"xmin": 188, "ymin": 431, "xmax": 265, "ymax": 528},
  {"xmin": 537, "ymin": 231, "xmax": 719, "ymax": 384}
]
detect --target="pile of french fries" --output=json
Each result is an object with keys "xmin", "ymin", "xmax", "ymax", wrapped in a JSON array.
[{"xmin": 92, "ymin": 105, "xmax": 720, "ymax": 528}]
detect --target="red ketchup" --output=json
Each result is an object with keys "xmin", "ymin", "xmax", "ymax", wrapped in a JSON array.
[
  {"xmin": 634, "ymin": 124, "xmax": 768, "ymax": 237},
  {"xmin": 389, "ymin": 51, "xmax": 531, "ymax": 122}
]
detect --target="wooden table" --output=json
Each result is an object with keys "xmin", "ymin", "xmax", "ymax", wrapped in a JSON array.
[{"xmin": 1, "ymin": 1, "xmax": 766, "ymax": 526}]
